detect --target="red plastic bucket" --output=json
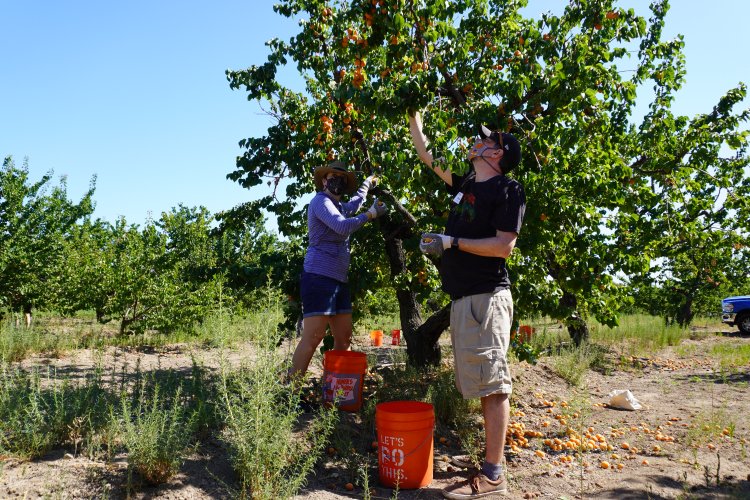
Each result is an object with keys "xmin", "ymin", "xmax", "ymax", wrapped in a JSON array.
[
  {"xmin": 391, "ymin": 329, "xmax": 401, "ymax": 345},
  {"xmin": 322, "ymin": 350, "xmax": 367, "ymax": 412},
  {"xmin": 376, "ymin": 401, "xmax": 434, "ymax": 489}
]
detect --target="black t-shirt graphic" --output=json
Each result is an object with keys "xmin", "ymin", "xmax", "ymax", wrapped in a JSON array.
[{"xmin": 439, "ymin": 171, "xmax": 526, "ymax": 300}]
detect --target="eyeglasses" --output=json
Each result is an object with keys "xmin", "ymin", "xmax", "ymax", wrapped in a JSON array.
[{"xmin": 487, "ymin": 131, "xmax": 504, "ymax": 149}]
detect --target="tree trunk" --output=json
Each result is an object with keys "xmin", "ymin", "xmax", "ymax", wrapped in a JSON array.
[
  {"xmin": 676, "ymin": 296, "xmax": 694, "ymax": 327},
  {"xmin": 409, "ymin": 304, "xmax": 450, "ymax": 366},
  {"xmin": 23, "ymin": 303, "xmax": 32, "ymax": 329},
  {"xmin": 566, "ymin": 316, "xmax": 589, "ymax": 347},
  {"xmin": 560, "ymin": 291, "xmax": 589, "ymax": 346},
  {"xmin": 379, "ymin": 214, "xmax": 449, "ymax": 367}
]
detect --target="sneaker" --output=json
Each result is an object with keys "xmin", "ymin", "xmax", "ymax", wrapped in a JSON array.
[{"xmin": 441, "ymin": 472, "xmax": 507, "ymax": 499}]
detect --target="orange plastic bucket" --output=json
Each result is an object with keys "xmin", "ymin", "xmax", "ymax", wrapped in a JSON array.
[
  {"xmin": 370, "ymin": 329, "xmax": 383, "ymax": 346},
  {"xmin": 376, "ymin": 401, "xmax": 434, "ymax": 489},
  {"xmin": 322, "ymin": 350, "xmax": 367, "ymax": 412}
]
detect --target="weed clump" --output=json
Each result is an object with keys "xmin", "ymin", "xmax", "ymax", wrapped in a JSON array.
[
  {"xmin": 119, "ymin": 382, "xmax": 197, "ymax": 485},
  {"xmin": 219, "ymin": 334, "xmax": 338, "ymax": 499}
]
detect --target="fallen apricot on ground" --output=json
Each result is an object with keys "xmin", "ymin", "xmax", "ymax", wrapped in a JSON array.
[{"xmin": 345, "ymin": 482, "xmax": 354, "ymax": 491}]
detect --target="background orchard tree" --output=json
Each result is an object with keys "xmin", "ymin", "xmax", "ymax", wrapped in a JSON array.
[
  {"xmin": 226, "ymin": 0, "xmax": 749, "ymax": 363},
  {"xmin": 56, "ymin": 218, "xmax": 115, "ymax": 322},
  {"xmin": 0, "ymin": 156, "xmax": 95, "ymax": 325},
  {"xmin": 213, "ymin": 208, "xmax": 305, "ymax": 315},
  {"xmin": 59, "ymin": 212, "xmax": 224, "ymax": 334}
]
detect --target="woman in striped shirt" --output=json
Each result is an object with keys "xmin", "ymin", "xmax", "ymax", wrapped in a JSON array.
[{"xmin": 289, "ymin": 161, "xmax": 386, "ymax": 379}]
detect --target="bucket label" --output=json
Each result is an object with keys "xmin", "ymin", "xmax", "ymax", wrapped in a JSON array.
[
  {"xmin": 380, "ymin": 435, "xmax": 407, "ymax": 481},
  {"xmin": 322, "ymin": 372, "xmax": 360, "ymax": 405}
]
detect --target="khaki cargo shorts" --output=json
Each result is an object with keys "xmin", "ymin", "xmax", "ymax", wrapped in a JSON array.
[{"xmin": 450, "ymin": 289, "xmax": 513, "ymax": 399}]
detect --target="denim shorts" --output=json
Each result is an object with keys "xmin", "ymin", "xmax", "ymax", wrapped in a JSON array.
[
  {"xmin": 450, "ymin": 289, "xmax": 513, "ymax": 398},
  {"xmin": 300, "ymin": 272, "xmax": 353, "ymax": 318}
]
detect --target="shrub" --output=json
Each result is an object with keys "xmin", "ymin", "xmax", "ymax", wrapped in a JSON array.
[
  {"xmin": 0, "ymin": 364, "xmax": 111, "ymax": 459},
  {"xmin": 219, "ymin": 351, "xmax": 338, "ymax": 499},
  {"xmin": 119, "ymin": 383, "xmax": 197, "ymax": 485}
]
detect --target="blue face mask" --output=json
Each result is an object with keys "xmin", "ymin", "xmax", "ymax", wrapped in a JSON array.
[
  {"xmin": 468, "ymin": 140, "xmax": 499, "ymax": 161},
  {"xmin": 325, "ymin": 176, "xmax": 347, "ymax": 195}
]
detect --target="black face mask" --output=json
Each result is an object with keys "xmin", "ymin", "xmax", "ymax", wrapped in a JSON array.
[{"xmin": 326, "ymin": 176, "xmax": 347, "ymax": 195}]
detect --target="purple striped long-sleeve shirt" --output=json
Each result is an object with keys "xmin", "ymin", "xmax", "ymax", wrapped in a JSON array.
[{"xmin": 303, "ymin": 185, "xmax": 370, "ymax": 283}]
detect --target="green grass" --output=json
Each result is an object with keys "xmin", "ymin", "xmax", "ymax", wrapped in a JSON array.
[
  {"xmin": 551, "ymin": 344, "xmax": 604, "ymax": 387},
  {"xmin": 525, "ymin": 314, "xmax": 717, "ymax": 359},
  {"xmin": 0, "ymin": 363, "xmax": 114, "ymax": 460},
  {"xmin": 0, "ymin": 288, "xmax": 289, "ymax": 362},
  {"xmin": 0, "ymin": 318, "xmax": 110, "ymax": 363},
  {"xmin": 710, "ymin": 343, "xmax": 750, "ymax": 370}
]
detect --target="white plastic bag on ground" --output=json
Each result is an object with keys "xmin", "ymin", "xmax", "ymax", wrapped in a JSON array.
[{"xmin": 607, "ymin": 389, "xmax": 642, "ymax": 410}]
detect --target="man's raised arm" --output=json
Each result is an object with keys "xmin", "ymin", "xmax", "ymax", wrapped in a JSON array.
[{"xmin": 408, "ymin": 112, "xmax": 452, "ymax": 186}]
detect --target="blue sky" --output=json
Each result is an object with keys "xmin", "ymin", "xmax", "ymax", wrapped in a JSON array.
[{"xmin": 1, "ymin": 1, "xmax": 747, "ymax": 230}]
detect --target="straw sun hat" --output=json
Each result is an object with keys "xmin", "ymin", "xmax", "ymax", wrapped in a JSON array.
[{"xmin": 313, "ymin": 160, "xmax": 358, "ymax": 194}]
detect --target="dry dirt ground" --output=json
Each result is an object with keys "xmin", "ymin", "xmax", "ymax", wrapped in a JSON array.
[{"xmin": 1, "ymin": 327, "xmax": 748, "ymax": 499}]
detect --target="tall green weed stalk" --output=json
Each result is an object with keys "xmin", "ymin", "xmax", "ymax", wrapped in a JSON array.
[
  {"xmin": 219, "ymin": 345, "xmax": 338, "ymax": 499},
  {"xmin": 119, "ymin": 382, "xmax": 197, "ymax": 485},
  {"xmin": 551, "ymin": 344, "xmax": 606, "ymax": 387}
]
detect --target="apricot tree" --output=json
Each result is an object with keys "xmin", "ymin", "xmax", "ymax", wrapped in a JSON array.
[
  {"xmin": 0, "ymin": 156, "xmax": 95, "ymax": 323},
  {"xmin": 226, "ymin": 0, "xmax": 749, "ymax": 362}
]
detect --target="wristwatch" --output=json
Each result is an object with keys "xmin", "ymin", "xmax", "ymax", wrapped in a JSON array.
[{"xmin": 451, "ymin": 237, "xmax": 460, "ymax": 250}]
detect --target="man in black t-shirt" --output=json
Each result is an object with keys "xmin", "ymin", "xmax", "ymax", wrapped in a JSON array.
[{"xmin": 409, "ymin": 111, "xmax": 525, "ymax": 499}]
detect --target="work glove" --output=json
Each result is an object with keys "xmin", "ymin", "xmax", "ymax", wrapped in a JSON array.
[
  {"xmin": 419, "ymin": 233, "xmax": 451, "ymax": 257},
  {"xmin": 362, "ymin": 174, "xmax": 379, "ymax": 191},
  {"xmin": 366, "ymin": 198, "xmax": 387, "ymax": 220}
]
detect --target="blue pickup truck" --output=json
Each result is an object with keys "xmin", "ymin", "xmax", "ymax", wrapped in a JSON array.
[{"xmin": 721, "ymin": 295, "xmax": 750, "ymax": 335}]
